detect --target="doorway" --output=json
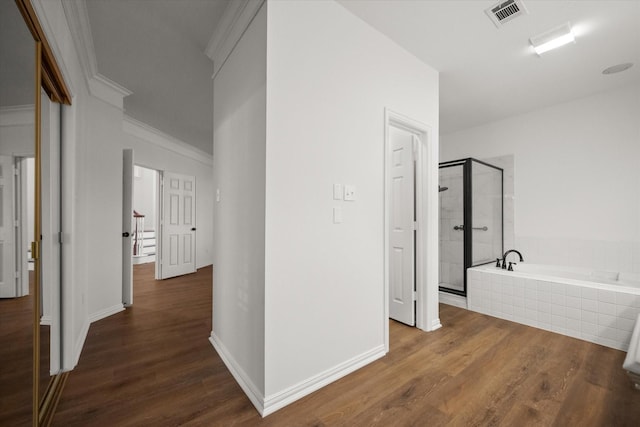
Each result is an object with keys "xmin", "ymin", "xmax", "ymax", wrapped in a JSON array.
[
  {"xmin": 384, "ymin": 109, "xmax": 440, "ymax": 351},
  {"xmin": 121, "ymin": 151, "xmax": 198, "ymax": 307},
  {"xmin": 132, "ymin": 165, "xmax": 158, "ymax": 266}
]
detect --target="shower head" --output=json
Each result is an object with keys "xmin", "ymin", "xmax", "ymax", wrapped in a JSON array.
[{"xmin": 439, "ymin": 186, "xmax": 449, "ymax": 192}]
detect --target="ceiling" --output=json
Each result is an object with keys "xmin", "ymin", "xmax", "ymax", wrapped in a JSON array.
[
  {"xmin": 0, "ymin": 1, "xmax": 36, "ymax": 107},
  {"xmin": 79, "ymin": 1, "xmax": 640, "ymax": 153},
  {"xmin": 339, "ymin": 0, "xmax": 640, "ymax": 134},
  {"xmin": 85, "ymin": 0, "xmax": 230, "ymax": 154}
]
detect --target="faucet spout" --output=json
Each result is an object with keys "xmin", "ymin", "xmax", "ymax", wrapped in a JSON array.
[{"xmin": 502, "ymin": 249, "xmax": 524, "ymax": 263}]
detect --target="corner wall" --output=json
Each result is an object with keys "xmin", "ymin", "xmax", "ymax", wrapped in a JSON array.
[
  {"xmin": 263, "ymin": 0, "xmax": 439, "ymax": 410},
  {"xmin": 441, "ymin": 83, "xmax": 640, "ymax": 274},
  {"xmin": 211, "ymin": 1, "xmax": 267, "ymax": 401}
]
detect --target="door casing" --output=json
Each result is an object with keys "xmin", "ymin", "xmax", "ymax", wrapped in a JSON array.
[{"xmin": 384, "ymin": 108, "xmax": 441, "ymax": 352}]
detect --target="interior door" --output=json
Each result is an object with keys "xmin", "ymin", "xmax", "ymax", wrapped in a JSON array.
[
  {"xmin": 122, "ymin": 149, "xmax": 133, "ymax": 305},
  {"xmin": 389, "ymin": 127, "xmax": 416, "ymax": 326},
  {"xmin": 159, "ymin": 171, "xmax": 196, "ymax": 279},
  {"xmin": 0, "ymin": 155, "xmax": 17, "ymax": 298}
]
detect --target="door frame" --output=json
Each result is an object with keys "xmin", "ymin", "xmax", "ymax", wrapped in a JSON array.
[
  {"xmin": 122, "ymin": 160, "xmax": 163, "ymax": 298},
  {"xmin": 155, "ymin": 170, "xmax": 163, "ymax": 280},
  {"xmin": 384, "ymin": 108, "xmax": 441, "ymax": 352},
  {"xmin": 122, "ymin": 149, "xmax": 134, "ymax": 306}
]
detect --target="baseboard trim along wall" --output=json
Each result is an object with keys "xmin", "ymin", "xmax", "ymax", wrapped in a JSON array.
[
  {"xmin": 73, "ymin": 319, "xmax": 90, "ymax": 368},
  {"xmin": 262, "ymin": 344, "xmax": 386, "ymax": 417},
  {"xmin": 89, "ymin": 304, "xmax": 125, "ymax": 323},
  {"xmin": 209, "ymin": 332, "xmax": 266, "ymax": 414}
]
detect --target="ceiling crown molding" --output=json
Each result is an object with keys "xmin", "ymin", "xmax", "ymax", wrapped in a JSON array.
[
  {"xmin": 62, "ymin": 0, "xmax": 131, "ymax": 109},
  {"xmin": 122, "ymin": 115, "xmax": 213, "ymax": 166},
  {"xmin": 205, "ymin": 0, "xmax": 265, "ymax": 78},
  {"xmin": 0, "ymin": 105, "xmax": 35, "ymax": 127}
]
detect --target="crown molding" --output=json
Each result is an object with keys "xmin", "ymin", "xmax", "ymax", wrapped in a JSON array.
[
  {"xmin": 122, "ymin": 115, "xmax": 213, "ymax": 166},
  {"xmin": 205, "ymin": 0, "xmax": 265, "ymax": 78},
  {"xmin": 31, "ymin": 0, "xmax": 77, "ymax": 98},
  {"xmin": 0, "ymin": 105, "xmax": 35, "ymax": 126},
  {"xmin": 62, "ymin": 0, "xmax": 131, "ymax": 109},
  {"xmin": 88, "ymin": 74, "xmax": 132, "ymax": 109}
]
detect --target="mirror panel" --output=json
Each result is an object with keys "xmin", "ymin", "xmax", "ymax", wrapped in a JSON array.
[{"xmin": 0, "ymin": 1, "xmax": 36, "ymax": 425}]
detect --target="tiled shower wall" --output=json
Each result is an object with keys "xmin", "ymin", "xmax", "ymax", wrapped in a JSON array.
[
  {"xmin": 483, "ymin": 155, "xmax": 640, "ymax": 275},
  {"xmin": 515, "ymin": 237, "xmax": 640, "ymax": 275}
]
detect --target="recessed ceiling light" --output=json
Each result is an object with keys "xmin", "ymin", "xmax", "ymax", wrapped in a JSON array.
[
  {"xmin": 529, "ymin": 22, "xmax": 575, "ymax": 56},
  {"xmin": 602, "ymin": 63, "xmax": 634, "ymax": 75}
]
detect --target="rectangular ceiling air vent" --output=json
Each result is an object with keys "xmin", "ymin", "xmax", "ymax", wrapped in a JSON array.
[{"xmin": 485, "ymin": 0, "xmax": 528, "ymax": 28}]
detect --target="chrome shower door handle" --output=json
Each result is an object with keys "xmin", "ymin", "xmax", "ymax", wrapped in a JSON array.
[{"xmin": 453, "ymin": 225, "xmax": 488, "ymax": 231}]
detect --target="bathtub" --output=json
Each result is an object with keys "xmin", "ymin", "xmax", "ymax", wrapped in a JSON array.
[{"xmin": 467, "ymin": 263, "xmax": 640, "ymax": 351}]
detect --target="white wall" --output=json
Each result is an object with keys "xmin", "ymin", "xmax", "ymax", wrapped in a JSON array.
[
  {"xmin": 441, "ymin": 83, "xmax": 640, "ymax": 273},
  {"xmin": 35, "ymin": 0, "xmax": 215, "ymax": 370},
  {"xmin": 34, "ymin": 0, "xmax": 91, "ymax": 368},
  {"xmin": 263, "ymin": 0, "xmax": 438, "ymax": 407},
  {"xmin": 211, "ymin": 1, "xmax": 267, "ymax": 398}
]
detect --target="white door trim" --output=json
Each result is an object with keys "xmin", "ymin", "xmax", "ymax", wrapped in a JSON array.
[
  {"xmin": 155, "ymin": 171, "xmax": 163, "ymax": 280},
  {"xmin": 122, "ymin": 149, "xmax": 134, "ymax": 306},
  {"xmin": 384, "ymin": 108, "xmax": 441, "ymax": 352}
]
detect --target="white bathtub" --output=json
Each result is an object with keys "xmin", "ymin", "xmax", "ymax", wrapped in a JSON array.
[{"xmin": 467, "ymin": 263, "xmax": 640, "ymax": 351}]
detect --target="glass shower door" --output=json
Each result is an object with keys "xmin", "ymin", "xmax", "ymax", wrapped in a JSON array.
[
  {"xmin": 439, "ymin": 164, "xmax": 465, "ymax": 293},
  {"xmin": 471, "ymin": 160, "xmax": 503, "ymax": 266}
]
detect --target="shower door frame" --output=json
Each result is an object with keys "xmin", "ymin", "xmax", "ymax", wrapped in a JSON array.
[{"xmin": 439, "ymin": 158, "xmax": 504, "ymax": 296}]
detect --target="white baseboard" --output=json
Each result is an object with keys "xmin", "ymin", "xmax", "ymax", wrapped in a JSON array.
[
  {"xmin": 73, "ymin": 319, "xmax": 90, "ymax": 367},
  {"xmin": 439, "ymin": 291, "xmax": 468, "ymax": 309},
  {"xmin": 133, "ymin": 255, "xmax": 155, "ymax": 265},
  {"xmin": 40, "ymin": 315, "xmax": 52, "ymax": 326},
  {"xmin": 89, "ymin": 304, "xmax": 125, "ymax": 323},
  {"xmin": 209, "ymin": 332, "xmax": 265, "ymax": 414},
  {"xmin": 262, "ymin": 344, "xmax": 386, "ymax": 417},
  {"xmin": 210, "ymin": 332, "xmax": 386, "ymax": 418},
  {"xmin": 430, "ymin": 318, "xmax": 443, "ymax": 331}
]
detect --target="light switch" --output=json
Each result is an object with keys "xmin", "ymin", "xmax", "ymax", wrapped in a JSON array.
[
  {"xmin": 333, "ymin": 207, "xmax": 342, "ymax": 224},
  {"xmin": 344, "ymin": 185, "xmax": 356, "ymax": 201},
  {"xmin": 216, "ymin": 189, "xmax": 221, "ymax": 202},
  {"xmin": 333, "ymin": 184, "xmax": 343, "ymax": 200}
]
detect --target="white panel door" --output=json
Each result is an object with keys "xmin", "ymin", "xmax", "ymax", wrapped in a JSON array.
[
  {"xmin": 122, "ymin": 149, "xmax": 134, "ymax": 305},
  {"xmin": 389, "ymin": 127, "xmax": 416, "ymax": 326},
  {"xmin": 160, "ymin": 172, "xmax": 196, "ymax": 279},
  {"xmin": 0, "ymin": 155, "xmax": 17, "ymax": 298}
]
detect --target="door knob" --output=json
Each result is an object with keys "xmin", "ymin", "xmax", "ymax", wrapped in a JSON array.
[
  {"xmin": 122, "ymin": 232, "xmax": 130, "ymax": 237},
  {"xmin": 191, "ymin": 227, "xmax": 196, "ymax": 231}
]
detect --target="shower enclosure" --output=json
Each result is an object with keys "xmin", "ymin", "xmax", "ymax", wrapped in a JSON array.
[{"xmin": 439, "ymin": 158, "xmax": 503, "ymax": 296}]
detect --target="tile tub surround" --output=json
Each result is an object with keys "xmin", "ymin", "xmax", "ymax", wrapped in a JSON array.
[{"xmin": 467, "ymin": 264, "xmax": 640, "ymax": 351}]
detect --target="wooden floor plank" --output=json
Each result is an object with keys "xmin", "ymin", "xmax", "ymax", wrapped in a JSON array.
[{"xmin": 52, "ymin": 264, "xmax": 640, "ymax": 426}]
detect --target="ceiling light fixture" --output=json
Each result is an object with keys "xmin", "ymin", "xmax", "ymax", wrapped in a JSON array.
[{"xmin": 529, "ymin": 22, "xmax": 575, "ymax": 56}]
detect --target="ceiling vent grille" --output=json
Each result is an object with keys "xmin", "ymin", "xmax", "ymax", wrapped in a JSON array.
[{"xmin": 485, "ymin": 0, "xmax": 528, "ymax": 28}]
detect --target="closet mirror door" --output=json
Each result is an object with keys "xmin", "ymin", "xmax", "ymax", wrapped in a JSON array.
[
  {"xmin": 39, "ymin": 87, "xmax": 62, "ymax": 405},
  {"xmin": 0, "ymin": 1, "xmax": 37, "ymax": 425}
]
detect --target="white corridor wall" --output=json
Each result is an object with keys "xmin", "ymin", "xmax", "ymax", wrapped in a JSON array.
[{"xmin": 211, "ymin": 0, "xmax": 439, "ymax": 416}]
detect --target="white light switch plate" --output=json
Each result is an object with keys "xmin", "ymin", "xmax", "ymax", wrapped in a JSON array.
[
  {"xmin": 333, "ymin": 207, "xmax": 342, "ymax": 224},
  {"xmin": 333, "ymin": 184, "xmax": 343, "ymax": 200},
  {"xmin": 216, "ymin": 189, "xmax": 221, "ymax": 202},
  {"xmin": 344, "ymin": 185, "xmax": 356, "ymax": 201}
]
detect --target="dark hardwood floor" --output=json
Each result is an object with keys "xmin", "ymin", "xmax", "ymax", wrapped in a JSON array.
[
  {"xmin": 53, "ymin": 263, "xmax": 639, "ymax": 426},
  {"xmin": 0, "ymin": 272, "xmax": 52, "ymax": 427}
]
